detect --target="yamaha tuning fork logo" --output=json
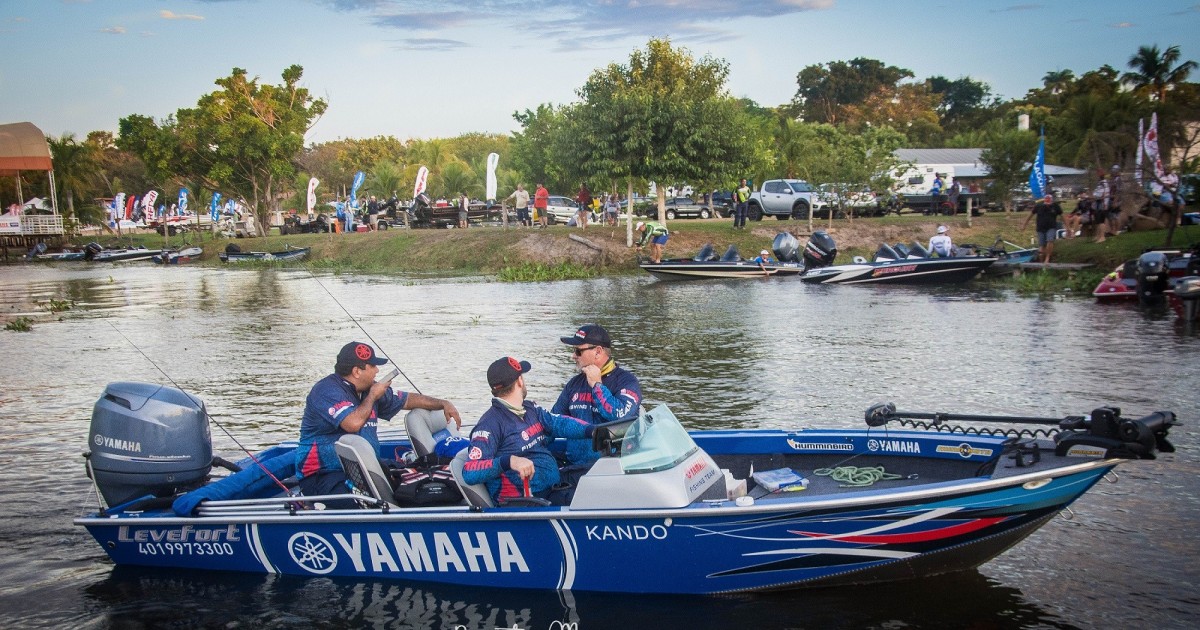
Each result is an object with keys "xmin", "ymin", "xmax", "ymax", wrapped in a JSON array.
[{"xmin": 288, "ymin": 532, "xmax": 338, "ymax": 574}]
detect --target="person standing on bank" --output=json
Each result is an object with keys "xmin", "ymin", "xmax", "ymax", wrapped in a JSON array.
[
  {"xmin": 507, "ymin": 184, "xmax": 531, "ymax": 227},
  {"xmin": 552, "ymin": 324, "xmax": 642, "ymax": 466},
  {"xmin": 734, "ymin": 178, "xmax": 751, "ymax": 229},
  {"xmin": 534, "ymin": 182, "xmax": 549, "ymax": 228},
  {"xmin": 462, "ymin": 357, "xmax": 596, "ymax": 504},
  {"xmin": 457, "ymin": 192, "xmax": 469, "ymax": 229},
  {"xmin": 575, "ymin": 183, "xmax": 592, "ymax": 229},
  {"xmin": 1021, "ymin": 194, "xmax": 1063, "ymax": 263},
  {"xmin": 635, "ymin": 220, "xmax": 669, "ymax": 264},
  {"xmin": 295, "ymin": 341, "xmax": 461, "ymax": 506}
]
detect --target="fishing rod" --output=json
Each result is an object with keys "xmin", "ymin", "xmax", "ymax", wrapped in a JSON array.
[
  {"xmin": 107, "ymin": 322, "xmax": 295, "ymax": 497},
  {"xmin": 301, "ymin": 264, "xmax": 423, "ymax": 395}
]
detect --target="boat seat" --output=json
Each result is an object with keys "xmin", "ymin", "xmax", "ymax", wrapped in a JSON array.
[
  {"xmin": 334, "ymin": 434, "xmax": 399, "ymax": 507},
  {"xmin": 450, "ymin": 449, "xmax": 495, "ymax": 508},
  {"xmin": 720, "ymin": 245, "xmax": 741, "ymax": 262},
  {"xmin": 693, "ymin": 243, "xmax": 717, "ymax": 261},
  {"xmin": 405, "ymin": 409, "xmax": 458, "ymax": 458}
]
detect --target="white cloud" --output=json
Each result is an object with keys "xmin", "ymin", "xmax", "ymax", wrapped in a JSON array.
[
  {"xmin": 1110, "ymin": 21, "xmax": 1134, "ymax": 28},
  {"xmin": 160, "ymin": 10, "xmax": 205, "ymax": 21},
  {"xmin": 99, "ymin": 26, "xmax": 127, "ymax": 35}
]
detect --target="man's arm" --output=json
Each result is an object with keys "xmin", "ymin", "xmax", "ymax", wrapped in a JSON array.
[{"xmin": 587, "ymin": 373, "xmax": 641, "ymax": 422}]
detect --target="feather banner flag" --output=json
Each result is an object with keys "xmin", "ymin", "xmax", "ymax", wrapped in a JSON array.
[
  {"xmin": 1135, "ymin": 118, "xmax": 1144, "ymax": 188},
  {"xmin": 1144, "ymin": 113, "xmax": 1162, "ymax": 181},
  {"xmin": 113, "ymin": 193, "xmax": 126, "ymax": 222},
  {"xmin": 350, "ymin": 170, "xmax": 365, "ymax": 209},
  {"xmin": 1028, "ymin": 133, "xmax": 1046, "ymax": 199},
  {"xmin": 143, "ymin": 190, "xmax": 159, "ymax": 220},
  {"xmin": 486, "ymin": 153, "xmax": 499, "ymax": 201},
  {"xmin": 306, "ymin": 177, "xmax": 319, "ymax": 215},
  {"xmin": 178, "ymin": 188, "xmax": 189, "ymax": 216},
  {"xmin": 210, "ymin": 192, "xmax": 222, "ymax": 222},
  {"xmin": 414, "ymin": 166, "xmax": 429, "ymax": 198}
]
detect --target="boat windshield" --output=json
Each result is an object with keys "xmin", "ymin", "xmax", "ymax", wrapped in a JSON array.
[{"xmin": 618, "ymin": 405, "xmax": 699, "ymax": 474}]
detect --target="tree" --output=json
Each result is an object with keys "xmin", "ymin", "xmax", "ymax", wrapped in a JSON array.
[
  {"xmin": 1124, "ymin": 44, "xmax": 1197, "ymax": 103},
  {"xmin": 119, "ymin": 65, "xmax": 327, "ymax": 231},
  {"xmin": 928, "ymin": 76, "xmax": 996, "ymax": 133},
  {"xmin": 789, "ymin": 58, "xmax": 913, "ymax": 124},
  {"xmin": 566, "ymin": 38, "xmax": 754, "ymax": 229},
  {"xmin": 980, "ymin": 129, "xmax": 1039, "ymax": 211},
  {"xmin": 46, "ymin": 133, "xmax": 99, "ymax": 226}
]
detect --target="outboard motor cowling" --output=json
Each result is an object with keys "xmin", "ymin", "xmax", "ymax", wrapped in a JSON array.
[
  {"xmin": 1136, "ymin": 251, "xmax": 1170, "ymax": 305},
  {"xmin": 83, "ymin": 242, "xmax": 104, "ymax": 260},
  {"xmin": 772, "ymin": 232, "xmax": 800, "ymax": 263},
  {"xmin": 804, "ymin": 231, "xmax": 837, "ymax": 268},
  {"xmin": 87, "ymin": 382, "xmax": 213, "ymax": 507},
  {"xmin": 1175, "ymin": 276, "xmax": 1200, "ymax": 321}
]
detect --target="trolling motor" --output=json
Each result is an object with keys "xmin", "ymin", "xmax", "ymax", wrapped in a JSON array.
[{"xmin": 864, "ymin": 403, "xmax": 1178, "ymax": 460}]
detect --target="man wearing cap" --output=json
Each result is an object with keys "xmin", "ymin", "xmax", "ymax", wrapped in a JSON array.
[
  {"xmin": 636, "ymin": 220, "xmax": 669, "ymax": 263},
  {"xmin": 295, "ymin": 341, "xmax": 462, "ymax": 504},
  {"xmin": 462, "ymin": 357, "xmax": 596, "ymax": 504},
  {"xmin": 552, "ymin": 324, "xmax": 642, "ymax": 466},
  {"xmin": 927, "ymin": 225, "xmax": 954, "ymax": 257},
  {"xmin": 1021, "ymin": 194, "xmax": 1063, "ymax": 263}
]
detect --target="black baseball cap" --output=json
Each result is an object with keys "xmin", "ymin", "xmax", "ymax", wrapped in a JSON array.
[
  {"xmin": 560, "ymin": 324, "xmax": 612, "ymax": 348},
  {"xmin": 336, "ymin": 341, "xmax": 388, "ymax": 370},
  {"xmin": 487, "ymin": 356, "xmax": 531, "ymax": 391}
]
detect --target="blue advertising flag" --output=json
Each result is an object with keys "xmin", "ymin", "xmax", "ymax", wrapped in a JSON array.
[
  {"xmin": 1028, "ymin": 136, "xmax": 1046, "ymax": 199},
  {"xmin": 210, "ymin": 193, "xmax": 222, "ymax": 222},
  {"xmin": 178, "ymin": 188, "xmax": 189, "ymax": 215}
]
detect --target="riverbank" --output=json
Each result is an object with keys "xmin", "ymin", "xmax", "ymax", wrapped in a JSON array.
[{"xmin": 25, "ymin": 211, "xmax": 1198, "ymax": 280}]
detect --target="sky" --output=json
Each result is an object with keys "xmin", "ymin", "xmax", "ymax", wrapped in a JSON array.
[{"xmin": 3, "ymin": 0, "xmax": 1199, "ymax": 146}]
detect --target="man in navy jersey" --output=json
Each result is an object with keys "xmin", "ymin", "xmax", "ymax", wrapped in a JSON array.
[{"xmin": 552, "ymin": 324, "xmax": 642, "ymax": 465}]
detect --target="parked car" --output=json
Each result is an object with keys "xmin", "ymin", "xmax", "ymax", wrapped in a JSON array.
[
  {"xmin": 543, "ymin": 195, "xmax": 580, "ymax": 224},
  {"xmin": 635, "ymin": 197, "xmax": 717, "ymax": 220},
  {"xmin": 818, "ymin": 184, "xmax": 880, "ymax": 216}
]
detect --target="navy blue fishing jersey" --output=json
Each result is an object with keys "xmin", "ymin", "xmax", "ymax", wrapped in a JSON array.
[
  {"xmin": 461, "ymin": 398, "xmax": 593, "ymax": 501},
  {"xmin": 552, "ymin": 361, "xmax": 642, "ymax": 464},
  {"xmin": 296, "ymin": 373, "xmax": 408, "ymax": 478}
]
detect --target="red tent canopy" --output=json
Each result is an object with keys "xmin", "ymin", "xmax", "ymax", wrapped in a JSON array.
[{"xmin": 0, "ymin": 122, "xmax": 53, "ymax": 176}]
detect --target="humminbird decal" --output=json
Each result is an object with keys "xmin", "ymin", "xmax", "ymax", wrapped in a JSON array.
[
  {"xmin": 786, "ymin": 438, "xmax": 854, "ymax": 452},
  {"xmin": 290, "ymin": 531, "xmax": 530, "ymax": 575}
]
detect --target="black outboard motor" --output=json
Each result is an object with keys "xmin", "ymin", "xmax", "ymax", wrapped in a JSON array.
[
  {"xmin": 693, "ymin": 243, "xmax": 717, "ymax": 262},
  {"xmin": 1135, "ymin": 251, "xmax": 1171, "ymax": 305},
  {"xmin": 410, "ymin": 192, "xmax": 432, "ymax": 225},
  {"xmin": 772, "ymin": 232, "xmax": 800, "ymax": 263},
  {"xmin": 224, "ymin": 243, "xmax": 242, "ymax": 254},
  {"xmin": 720, "ymin": 245, "xmax": 741, "ymax": 262},
  {"xmin": 804, "ymin": 231, "xmax": 837, "ymax": 268},
  {"xmin": 83, "ymin": 241, "xmax": 104, "ymax": 260},
  {"xmin": 86, "ymin": 382, "xmax": 213, "ymax": 507}
]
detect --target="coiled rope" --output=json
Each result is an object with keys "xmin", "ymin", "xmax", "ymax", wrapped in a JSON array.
[{"xmin": 814, "ymin": 466, "xmax": 903, "ymax": 487}]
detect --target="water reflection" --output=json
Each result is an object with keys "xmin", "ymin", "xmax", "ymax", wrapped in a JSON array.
[{"xmin": 81, "ymin": 567, "xmax": 1070, "ymax": 630}]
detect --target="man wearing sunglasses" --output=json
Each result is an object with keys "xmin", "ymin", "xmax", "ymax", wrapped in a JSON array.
[{"xmin": 552, "ymin": 324, "xmax": 643, "ymax": 466}]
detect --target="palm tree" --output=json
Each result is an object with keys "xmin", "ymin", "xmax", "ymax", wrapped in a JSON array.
[
  {"xmin": 1042, "ymin": 69, "xmax": 1075, "ymax": 96},
  {"xmin": 47, "ymin": 133, "xmax": 98, "ymax": 223},
  {"xmin": 1124, "ymin": 44, "xmax": 1197, "ymax": 103}
]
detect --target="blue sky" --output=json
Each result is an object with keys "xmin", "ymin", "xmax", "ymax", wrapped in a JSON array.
[{"xmin": 3, "ymin": 1, "xmax": 1199, "ymax": 145}]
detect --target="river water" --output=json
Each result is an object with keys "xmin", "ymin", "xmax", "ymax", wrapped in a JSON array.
[{"xmin": 0, "ymin": 263, "xmax": 1196, "ymax": 629}]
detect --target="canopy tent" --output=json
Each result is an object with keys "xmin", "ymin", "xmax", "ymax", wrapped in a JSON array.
[
  {"xmin": 0, "ymin": 122, "xmax": 62, "ymax": 238},
  {"xmin": 0, "ymin": 122, "xmax": 53, "ymax": 176}
]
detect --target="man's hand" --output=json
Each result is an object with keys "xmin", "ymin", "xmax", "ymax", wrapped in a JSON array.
[
  {"xmin": 440, "ymin": 401, "xmax": 463, "ymax": 428},
  {"xmin": 581, "ymin": 364, "xmax": 602, "ymax": 387},
  {"xmin": 509, "ymin": 455, "xmax": 535, "ymax": 479}
]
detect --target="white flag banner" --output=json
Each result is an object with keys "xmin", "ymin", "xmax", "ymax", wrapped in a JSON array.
[
  {"xmin": 307, "ymin": 177, "xmax": 319, "ymax": 214},
  {"xmin": 1145, "ymin": 113, "xmax": 1163, "ymax": 181},
  {"xmin": 1135, "ymin": 118, "xmax": 1144, "ymax": 188},
  {"xmin": 414, "ymin": 166, "xmax": 429, "ymax": 197},
  {"xmin": 486, "ymin": 152, "xmax": 499, "ymax": 201}
]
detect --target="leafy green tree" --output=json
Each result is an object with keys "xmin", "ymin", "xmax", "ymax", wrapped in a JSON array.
[
  {"xmin": 567, "ymin": 38, "xmax": 754, "ymax": 229},
  {"xmin": 980, "ymin": 129, "xmax": 1039, "ymax": 211},
  {"xmin": 1124, "ymin": 44, "xmax": 1197, "ymax": 103},
  {"xmin": 510, "ymin": 104, "xmax": 570, "ymax": 193},
  {"xmin": 365, "ymin": 161, "xmax": 405, "ymax": 199},
  {"xmin": 789, "ymin": 58, "xmax": 913, "ymax": 124},
  {"xmin": 120, "ymin": 65, "xmax": 327, "ymax": 231},
  {"xmin": 438, "ymin": 161, "xmax": 478, "ymax": 199},
  {"xmin": 928, "ymin": 76, "xmax": 996, "ymax": 133}
]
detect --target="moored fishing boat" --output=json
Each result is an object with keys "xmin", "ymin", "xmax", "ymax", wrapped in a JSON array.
[
  {"xmin": 218, "ymin": 244, "xmax": 310, "ymax": 263},
  {"xmin": 639, "ymin": 232, "xmax": 828, "ymax": 281},
  {"xmin": 75, "ymin": 382, "xmax": 1177, "ymax": 595},
  {"xmin": 151, "ymin": 246, "xmax": 204, "ymax": 265},
  {"xmin": 84, "ymin": 242, "xmax": 158, "ymax": 262},
  {"xmin": 800, "ymin": 240, "xmax": 996, "ymax": 285}
]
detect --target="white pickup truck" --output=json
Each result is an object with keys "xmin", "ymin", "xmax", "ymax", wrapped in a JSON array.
[{"xmin": 746, "ymin": 179, "xmax": 829, "ymax": 220}]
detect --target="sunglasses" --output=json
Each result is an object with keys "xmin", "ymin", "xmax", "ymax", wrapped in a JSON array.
[{"xmin": 572, "ymin": 346, "xmax": 598, "ymax": 356}]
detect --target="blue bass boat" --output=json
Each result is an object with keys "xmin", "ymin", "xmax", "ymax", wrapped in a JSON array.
[{"xmin": 75, "ymin": 383, "xmax": 1177, "ymax": 595}]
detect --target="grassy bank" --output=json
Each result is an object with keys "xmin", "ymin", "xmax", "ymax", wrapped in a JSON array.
[{"xmin": 61, "ymin": 211, "xmax": 1199, "ymax": 283}]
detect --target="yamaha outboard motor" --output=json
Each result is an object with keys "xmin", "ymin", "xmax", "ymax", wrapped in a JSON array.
[
  {"xmin": 410, "ymin": 192, "xmax": 432, "ymax": 224},
  {"xmin": 83, "ymin": 241, "xmax": 104, "ymax": 260},
  {"xmin": 693, "ymin": 243, "xmax": 717, "ymax": 262},
  {"xmin": 86, "ymin": 382, "xmax": 213, "ymax": 507},
  {"xmin": 720, "ymin": 245, "xmax": 741, "ymax": 262},
  {"xmin": 804, "ymin": 231, "xmax": 837, "ymax": 268},
  {"xmin": 1135, "ymin": 251, "xmax": 1170, "ymax": 305},
  {"xmin": 772, "ymin": 232, "xmax": 800, "ymax": 263},
  {"xmin": 224, "ymin": 243, "xmax": 242, "ymax": 255}
]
